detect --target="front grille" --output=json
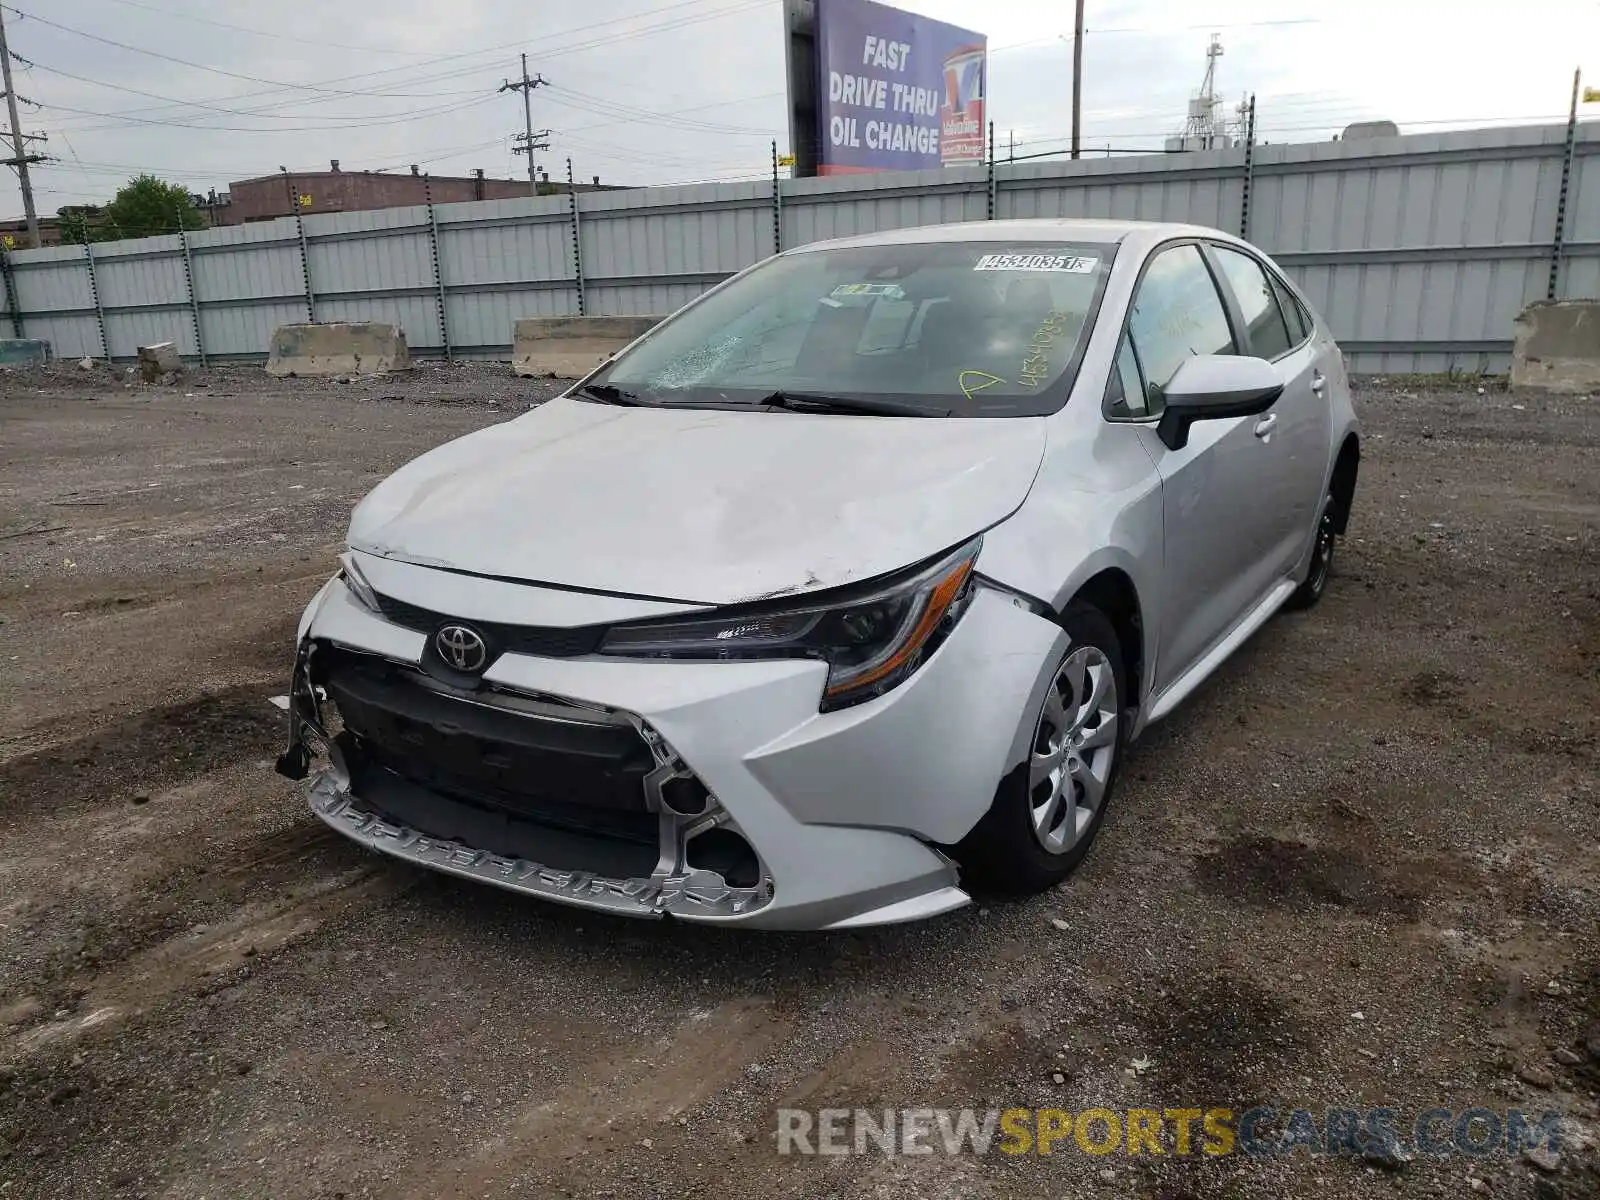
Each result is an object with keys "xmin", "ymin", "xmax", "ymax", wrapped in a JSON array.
[
  {"xmin": 373, "ymin": 591, "xmax": 606, "ymax": 658},
  {"xmin": 320, "ymin": 649, "xmax": 657, "ymax": 840},
  {"xmin": 351, "ymin": 750, "xmax": 659, "ymax": 845}
]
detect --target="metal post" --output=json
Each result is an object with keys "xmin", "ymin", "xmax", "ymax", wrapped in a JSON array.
[
  {"xmin": 1239, "ymin": 94, "xmax": 1257, "ymax": 241},
  {"xmin": 83, "ymin": 242, "xmax": 108, "ymax": 361},
  {"xmin": 1549, "ymin": 68, "xmax": 1581, "ymax": 300},
  {"xmin": 567, "ymin": 157, "xmax": 586, "ymax": 316},
  {"xmin": 283, "ymin": 169, "xmax": 315, "ymax": 322},
  {"xmin": 771, "ymin": 140, "xmax": 782, "ymax": 256},
  {"xmin": 986, "ymin": 122, "xmax": 997, "ymax": 220},
  {"xmin": 1070, "ymin": 0, "xmax": 1085, "ymax": 161},
  {"xmin": 0, "ymin": 248, "xmax": 22, "ymax": 338},
  {"xmin": 520, "ymin": 53, "xmax": 536, "ymax": 189},
  {"xmin": 0, "ymin": 5, "xmax": 41, "ymax": 248},
  {"xmin": 177, "ymin": 220, "xmax": 206, "ymax": 367},
  {"xmin": 424, "ymin": 174, "xmax": 452, "ymax": 359}
]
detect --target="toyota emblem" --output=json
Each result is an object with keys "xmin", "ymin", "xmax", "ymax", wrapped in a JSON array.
[{"xmin": 435, "ymin": 624, "xmax": 488, "ymax": 672}]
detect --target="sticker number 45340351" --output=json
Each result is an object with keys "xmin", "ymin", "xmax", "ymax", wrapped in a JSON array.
[{"xmin": 975, "ymin": 253, "xmax": 1098, "ymax": 273}]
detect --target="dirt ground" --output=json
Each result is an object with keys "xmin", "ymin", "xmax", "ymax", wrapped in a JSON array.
[{"xmin": 0, "ymin": 361, "xmax": 1596, "ymax": 1200}]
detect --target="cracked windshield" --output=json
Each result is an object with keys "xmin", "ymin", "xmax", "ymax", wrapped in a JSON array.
[{"xmin": 595, "ymin": 241, "xmax": 1114, "ymax": 413}]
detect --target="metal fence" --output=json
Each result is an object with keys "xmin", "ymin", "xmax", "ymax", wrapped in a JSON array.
[{"xmin": 5, "ymin": 120, "xmax": 1595, "ymax": 375}]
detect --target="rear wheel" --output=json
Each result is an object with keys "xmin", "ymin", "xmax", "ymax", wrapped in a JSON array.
[
  {"xmin": 956, "ymin": 603, "xmax": 1126, "ymax": 894},
  {"xmin": 1286, "ymin": 489, "xmax": 1338, "ymax": 611}
]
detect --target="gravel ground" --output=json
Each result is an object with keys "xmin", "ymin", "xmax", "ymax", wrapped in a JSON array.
[{"xmin": 0, "ymin": 362, "xmax": 1596, "ymax": 1200}]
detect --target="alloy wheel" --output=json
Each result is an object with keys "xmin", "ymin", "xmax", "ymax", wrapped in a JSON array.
[
  {"xmin": 1028, "ymin": 646, "xmax": 1119, "ymax": 855},
  {"xmin": 1307, "ymin": 501, "xmax": 1336, "ymax": 594}
]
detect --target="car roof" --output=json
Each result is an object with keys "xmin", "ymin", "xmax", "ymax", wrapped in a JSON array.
[{"xmin": 787, "ymin": 218, "xmax": 1241, "ymax": 258}]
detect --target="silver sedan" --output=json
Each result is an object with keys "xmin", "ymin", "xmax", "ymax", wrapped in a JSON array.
[{"xmin": 275, "ymin": 218, "xmax": 1361, "ymax": 929}]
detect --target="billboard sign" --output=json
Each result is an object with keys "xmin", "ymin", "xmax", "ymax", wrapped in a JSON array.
[{"xmin": 814, "ymin": 0, "xmax": 986, "ymax": 175}]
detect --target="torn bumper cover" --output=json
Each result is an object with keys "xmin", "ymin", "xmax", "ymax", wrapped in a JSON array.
[
  {"xmin": 275, "ymin": 571, "xmax": 1067, "ymax": 930},
  {"xmin": 275, "ymin": 641, "xmax": 781, "ymax": 923}
]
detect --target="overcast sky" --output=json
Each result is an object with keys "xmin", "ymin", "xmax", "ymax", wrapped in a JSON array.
[{"xmin": 2, "ymin": 0, "xmax": 1592, "ymax": 216}]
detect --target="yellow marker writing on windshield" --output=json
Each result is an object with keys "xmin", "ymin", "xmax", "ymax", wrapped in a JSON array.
[{"xmin": 959, "ymin": 370, "xmax": 1007, "ymax": 400}]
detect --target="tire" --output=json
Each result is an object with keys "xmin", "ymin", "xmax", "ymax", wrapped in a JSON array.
[
  {"xmin": 1285, "ymin": 489, "xmax": 1338, "ymax": 611},
  {"xmin": 955, "ymin": 602, "xmax": 1127, "ymax": 895}
]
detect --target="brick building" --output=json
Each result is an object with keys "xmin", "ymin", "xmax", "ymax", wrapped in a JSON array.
[
  {"xmin": 0, "ymin": 216, "xmax": 66, "ymax": 248},
  {"xmin": 207, "ymin": 161, "xmax": 625, "ymax": 225}
]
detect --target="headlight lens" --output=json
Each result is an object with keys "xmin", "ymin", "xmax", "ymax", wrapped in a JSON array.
[
  {"xmin": 337, "ymin": 551, "xmax": 382, "ymax": 614},
  {"xmin": 599, "ymin": 539, "xmax": 981, "ymax": 710}
]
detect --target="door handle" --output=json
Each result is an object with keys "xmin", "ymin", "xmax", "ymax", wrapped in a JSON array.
[
  {"xmin": 1253, "ymin": 413, "xmax": 1279, "ymax": 439},
  {"xmin": 1310, "ymin": 371, "xmax": 1326, "ymax": 394}
]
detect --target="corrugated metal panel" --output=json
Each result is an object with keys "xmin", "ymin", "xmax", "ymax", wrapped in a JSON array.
[
  {"xmin": 437, "ymin": 219, "xmax": 570, "ymax": 287},
  {"xmin": 588, "ymin": 281, "xmax": 714, "ymax": 316},
  {"xmin": 201, "ymin": 302, "xmax": 306, "ymax": 359},
  {"xmin": 12, "ymin": 255, "xmax": 93, "ymax": 313},
  {"xmin": 309, "ymin": 231, "xmax": 434, "ymax": 297},
  {"xmin": 3, "ymin": 122, "xmax": 1591, "ymax": 371},
  {"xmin": 104, "ymin": 309, "xmax": 198, "ymax": 359},
  {"xmin": 21, "ymin": 315, "xmax": 102, "ymax": 360},
  {"xmin": 95, "ymin": 249, "xmax": 188, "ymax": 311},
  {"xmin": 450, "ymin": 287, "xmax": 577, "ymax": 351},
  {"xmin": 193, "ymin": 243, "xmax": 305, "ymax": 303}
]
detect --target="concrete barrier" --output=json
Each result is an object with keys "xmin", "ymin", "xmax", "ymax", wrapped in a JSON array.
[
  {"xmin": 512, "ymin": 315, "xmax": 663, "ymax": 379},
  {"xmin": 266, "ymin": 322, "xmax": 411, "ymax": 378},
  {"xmin": 137, "ymin": 340, "xmax": 183, "ymax": 381},
  {"xmin": 0, "ymin": 338, "xmax": 50, "ymax": 366},
  {"xmin": 1511, "ymin": 301, "xmax": 1600, "ymax": 392}
]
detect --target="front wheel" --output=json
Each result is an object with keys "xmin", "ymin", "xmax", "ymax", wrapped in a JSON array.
[
  {"xmin": 1285, "ymin": 490, "xmax": 1338, "ymax": 611},
  {"xmin": 955, "ymin": 603, "xmax": 1126, "ymax": 894}
]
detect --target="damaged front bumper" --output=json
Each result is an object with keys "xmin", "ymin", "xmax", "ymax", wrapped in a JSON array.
[
  {"xmin": 275, "ymin": 640, "xmax": 780, "ymax": 923},
  {"xmin": 275, "ymin": 568, "xmax": 1067, "ymax": 930}
]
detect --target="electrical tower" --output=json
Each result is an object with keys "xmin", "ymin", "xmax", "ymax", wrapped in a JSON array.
[
  {"xmin": 500, "ymin": 55, "xmax": 550, "ymax": 193},
  {"xmin": 0, "ymin": 3, "xmax": 45, "ymax": 247}
]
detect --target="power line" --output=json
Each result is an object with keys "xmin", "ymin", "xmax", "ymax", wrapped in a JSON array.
[
  {"xmin": 34, "ymin": 0, "xmax": 761, "ymax": 131},
  {"xmin": 990, "ymin": 15, "xmax": 1327, "ymax": 55},
  {"xmin": 35, "ymin": 94, "xmax": 499, "ymax": 134},
  {"xmin": 88, "ymin": 0, "xmax": 438, "ymax": 58},
  {"xmin": 546, "ymin": 83, "xmax": 782, "ymax": 136},
  {"xmin": 0, "ymin": 4, "xmax": 444, "ymax": 98},
  {"xmin": 1009, "ymin": 110, "xmax": 1575, "ymax": 152},
  {"xmin": 19, "ymin": 56, "xmax": 485, "ymax": 122}
]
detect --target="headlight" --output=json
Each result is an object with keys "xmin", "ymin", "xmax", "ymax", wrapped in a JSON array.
[
  {"xmin": 599, "ymin": 539, "xmax": 981, "ymax": 710},
  {"xmin": 338, "ymin": 551, "xmax": 382, "ymax": 614}
]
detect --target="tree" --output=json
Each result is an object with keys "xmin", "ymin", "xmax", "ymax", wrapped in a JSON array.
[
  {"xmin": 59, "ymin": 175, "xmax": 205, "ymax": 243},
  {"xmin": 55, "ymin": 206, "xmax": 100, "ymax": 246}
]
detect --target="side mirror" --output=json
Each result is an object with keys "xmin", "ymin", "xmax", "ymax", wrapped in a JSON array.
[{"xmin": 1155, "ymin": 355, "xmax": 1284, "ymax": 451}]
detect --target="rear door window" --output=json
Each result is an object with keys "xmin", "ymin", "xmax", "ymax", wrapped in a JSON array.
[
  {"xmin": 1211, "ymin": 245, "xmax": 1293, "ymax": 361},
  {"xmin": 1269, "ymin": 274, "xmax": 1310, "ymax": 345}
]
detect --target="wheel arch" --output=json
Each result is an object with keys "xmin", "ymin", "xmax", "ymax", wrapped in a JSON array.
[
  {"xmin": 1065, "ymin": 567, "xmax": 1145, "ymax": 718},
  {"xmin": 1329, "ymin": 434, "xmax": 1360, "ymax": 535}
]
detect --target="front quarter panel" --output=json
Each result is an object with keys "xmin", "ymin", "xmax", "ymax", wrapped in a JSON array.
[{"xmin": 973, "ymin": 396, "xmax": 1166, "ymax": 706}]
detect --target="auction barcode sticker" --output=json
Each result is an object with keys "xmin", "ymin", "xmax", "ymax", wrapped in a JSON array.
[
  {"xmin": 974, "ymin": 254, "xmax": 1098, "ymax": 273},
  {"xmin": 831, "ymin": 282, "xmax": 906, "ymax": 299}
]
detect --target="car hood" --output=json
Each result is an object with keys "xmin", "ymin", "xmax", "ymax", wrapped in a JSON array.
[{"xmin": 348, "ymin": 397, "xmax": 1047, "ymax": 606}]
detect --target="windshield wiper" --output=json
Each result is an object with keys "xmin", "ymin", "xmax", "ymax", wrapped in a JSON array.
[
  {"xmin": 748, "ymin": 390, "xmax": 944, "ymax": 417},
  {"xmin": 571, "ymin": 382, "xmax": 649, "ymax": 406}
]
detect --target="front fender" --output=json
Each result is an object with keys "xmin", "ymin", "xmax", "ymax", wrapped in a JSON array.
[{"xmin": 973, "ymin": 431, "xmax": 1165, "ymax": 718}]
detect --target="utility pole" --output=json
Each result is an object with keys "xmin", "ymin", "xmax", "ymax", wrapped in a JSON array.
[
  {"xmin": 500, "ymin": 54, "xmax": 549, "ymax": 194},
  {"xmin": 1070, "ymin": 0, "xmax": 1085, "ymax": 160},
  {"xmin": 0, "ymin": 4, "xmax": 42, "ymax": 247}
]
